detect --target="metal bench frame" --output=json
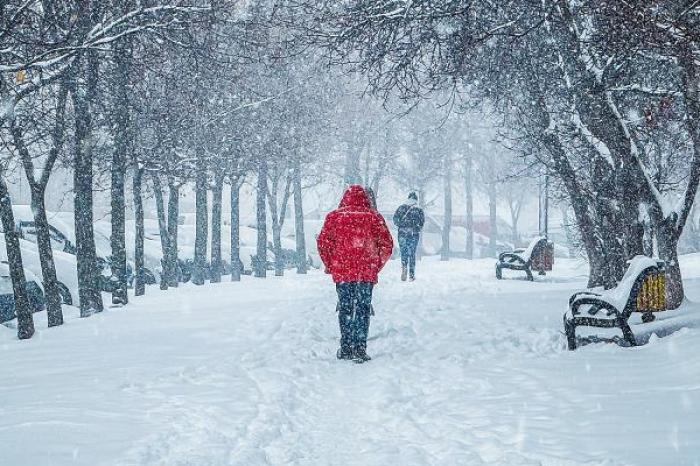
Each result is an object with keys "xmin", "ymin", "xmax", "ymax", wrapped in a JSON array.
[
  {"xmin": 564, "ymin": 265, "xmax": 662, "ymax": 350},
  {"xmin": 495, "ymin": 238, "xmax": 548, "ymax": 282}
]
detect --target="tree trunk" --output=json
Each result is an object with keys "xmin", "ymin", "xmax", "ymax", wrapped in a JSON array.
[
  {"xmin": 110, "ymin": 151, "xmax": 128, "ymax": 304},
  {"xmin": 71, "ymin": 56, "xmax": 103, "ymax": 317},
  {"xmin": 539, "ymin": 115, "xmax": 613, "ymax": 288},
  {"xmin": 0, "ymin": 177, "xmax": 35, "ymax": 339},
  {"xmin": 266, "ymin": 172, "xmax": 292, "ymax": 278},
  {"xmin": 192, "ymin": 148, "xmax": 208, "ymax": 285},
  {"xmin": 464, "ymin": 154, "xmax": 474, "ymax": 260},
  {"xmin": 11, "ymin": 119, "xmax": 63, "ymax": 326},
  {"xmin": 562, "ymin": 179, "xmax": 609, "ymax": 288},
  {"xmin": 657, "ymin": 218, "xmax": 684, "ymax": 309},
  {"xmin": 210, "ymin": 174, "xmax": 224, "ymax": 283},
  {"xmin": 642, "ymin": 220, "xmax": 655, "ymax": 257},
  {"xmin": 662, "ymin": 244, "xmax": 684, "ymax": 310},
  {"xmin": 109, "ymin": 39, "xmax": 130, "ymax": 306},
  {"xmin": 167, "ymin": 182, "xmax": 179, "ymax": 287},
  {"xmin": 152, "ymin": 174, "xmax": 172, "ymax": 290},
  {"xmin": 293, "ymin": 160, "xmax": 308, "ymax": 274},
  {"xmin": 626, "ymin": 222, "xmax": 646, "ymax": 259},
  {"xmin": 676, "ymin": 44, "xmax": 700, "ymax": 243},
  {"xmin": 488, "ymin": 181, "xmax": 498, "ymax": 258},
  {"xmin": 596, "ymin": 198, "xmax": 627, "ymax": 290},
  {"xmin": 255, "ymin": 161, "xmax": 268, "ymax": 278},
  {"xmin": 30, "ymin": 186, "xmax": 63, "ymax": 326},
  {"xmin": 267, "ymin": 175, "xmax": 284, "ymax": 278},
  {"xmin": 133, "ymin": 167, "xmax": 145, "ymax": 297},
  {"xmin": 230, "ymin": 178, "xmax": 242, "ymax": 281},
  {"xmin": 441, "ymin": 157, "xmax": 452, "ymax": 261},
  {"xmin": 272, "ymin": 222, "xmax": 284, "ymax": 277}
]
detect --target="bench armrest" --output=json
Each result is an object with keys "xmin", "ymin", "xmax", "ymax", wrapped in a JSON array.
[
  {"xmin": 569, "ymin": 295, "xmax": 620, "ymax": 317},
  {"xmin": 568, "ymin": 290, "xmax": 602, "ymax": 306}
]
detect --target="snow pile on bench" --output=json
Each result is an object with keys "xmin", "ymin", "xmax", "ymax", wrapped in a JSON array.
[{"xmin": 601, "ymin": 256, "xmax": 660, "ymax": 311}]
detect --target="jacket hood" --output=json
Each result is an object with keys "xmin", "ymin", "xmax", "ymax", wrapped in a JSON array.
[{"xmin": 338, "ymin": 184, "xmax": 371, "ymax": 209}]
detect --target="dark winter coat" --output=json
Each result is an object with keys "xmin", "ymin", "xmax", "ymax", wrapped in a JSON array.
[
  {"xmin": 393, "ymin": 203, "xmax": 425, "ymax": 238},
  {"xmin": 317, "ymin": 185, "xmax": 394, "ymax": 284}
]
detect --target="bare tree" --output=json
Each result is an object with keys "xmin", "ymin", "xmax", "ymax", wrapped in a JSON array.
[
  {"xmin": 10, "ymin": 83, "xmax": 68, "ymax": 326},
  {"xmin": 0, "ymin": 174, "xmax": 34, "ymax": 340}
]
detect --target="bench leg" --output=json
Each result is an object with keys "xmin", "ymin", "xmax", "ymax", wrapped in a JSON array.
[
  {"xmin": 495, "ymin": 264, "xmax": 502, "ymax": 280},
  {"xmin": 620, "ymin": 320, "xmax": 637, "ymax": 347},
  {"xmin": 525, "ymin": 268, "xmax": 533, "ymax": 281},
  {"xmin": 564, "ymin": 315, "xmax": 576, "ymax": 350}
]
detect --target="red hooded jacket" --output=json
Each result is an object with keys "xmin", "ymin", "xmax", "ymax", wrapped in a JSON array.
[{"xmin": 317, "ymin": 185, "xmax": 394, "ymax": 284}]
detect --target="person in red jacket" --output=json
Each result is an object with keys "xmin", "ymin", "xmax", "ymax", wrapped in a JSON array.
[{"xmin": 317, "ymin": 185, "xmax": 393, "ymax": 362}]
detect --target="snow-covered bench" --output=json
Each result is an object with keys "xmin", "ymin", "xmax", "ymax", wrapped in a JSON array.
[
  {"xmin": 495, "ymin": 237, "xmax": 551, "ymax": 281},
  {"xmin": 564, "ymin": 256, "xmax": 666, "ymax": 350}
]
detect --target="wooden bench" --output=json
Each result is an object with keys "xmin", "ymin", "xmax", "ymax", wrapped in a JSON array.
[
  {"xmin": 564, "ymin": 256, "xmax": 666, "ymax": 350},
  {"xmin": 495, "ymin": 237, "xmax": 552, "ymax": 281}
]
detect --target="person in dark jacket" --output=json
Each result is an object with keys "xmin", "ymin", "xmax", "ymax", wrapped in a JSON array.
[
  {"xmin": 317, "ymin": 185, "xmax": 394, "ymax": 362},
  {"xmin": 393, "ymin": 192, "xmax": 425, "ymax": 281}
]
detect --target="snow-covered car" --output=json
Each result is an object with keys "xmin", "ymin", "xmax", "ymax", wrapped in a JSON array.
[
  {"xmin": 0, "ymin": 233, "xmax": 74, "ymax": 306},
  {"xmin": 16, "ymin": 219, "xmax": 76, "ymax": 254},
  {"xmin": 12, "ymin": 207, "xmax": 156, "ymax": 290}
]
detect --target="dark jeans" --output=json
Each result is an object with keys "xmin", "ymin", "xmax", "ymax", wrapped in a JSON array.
[
  {"xmin": 398, "ymin": 234, "xmax": 419, "ymax": 273},
  {"xmin": 336, "ymin": 282, "xmax": 373, "ymax": 351}
]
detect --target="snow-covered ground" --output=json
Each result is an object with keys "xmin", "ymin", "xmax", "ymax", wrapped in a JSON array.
[{"xmin": 2, "ymin": 256, "xmax": 700, "ymax": 466}]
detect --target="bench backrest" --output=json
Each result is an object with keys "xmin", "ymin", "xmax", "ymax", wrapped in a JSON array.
[{"xmin": 621, "ymin": 262, "xmax": 666, "ymax": 316}]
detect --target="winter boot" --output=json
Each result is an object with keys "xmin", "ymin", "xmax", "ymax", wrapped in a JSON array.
[
  {"xmin": 353, "ymin": 346, "xmax": 372, "ymax": 363},
  {"xmin": 337, "ymin": 346, "xmax": 353, "ymax": 360},
  {"xmin": 409, "ymin": 271, "xmax": 415, "ymax": 282},
  {"xmin": 401, "ymin": 265, "xmax": 408, "ymax": 281}
]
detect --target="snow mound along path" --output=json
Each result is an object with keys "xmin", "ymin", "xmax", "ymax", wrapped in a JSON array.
[{"xmin": 1, "ymin": 257, "xmax": 699, "ymax": 466}]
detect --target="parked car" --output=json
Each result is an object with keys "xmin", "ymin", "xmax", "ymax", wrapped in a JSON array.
[
  {"xmin": 0, "ymin": 233, "xmax": 73, "ymax": 305},
  {"xmin": 11, "ymin": 207, "xmax": 156, "ymax": 291},
  {"xmin": 16, "ymin": 220, "xmax": 77, "ymax": 254}
]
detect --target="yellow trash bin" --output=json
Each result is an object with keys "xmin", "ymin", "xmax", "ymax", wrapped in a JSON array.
[{"xmin": 636, "ymin": 267, "xmax": 666, "ymax": 314}]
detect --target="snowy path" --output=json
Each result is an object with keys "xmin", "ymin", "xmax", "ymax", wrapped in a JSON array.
[{"xmin": 2, "ymin": 258, "xmax": 700, "ymax": 466}]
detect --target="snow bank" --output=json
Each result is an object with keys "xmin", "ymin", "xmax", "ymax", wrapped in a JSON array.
[{"xmin": 1, "ymin": 256, "xmax": 698, "ymax": 465}]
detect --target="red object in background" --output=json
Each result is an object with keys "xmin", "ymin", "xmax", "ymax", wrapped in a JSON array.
[{"xmin": 317, "ymin": 185, "xmax": 394, "ymax": 284}]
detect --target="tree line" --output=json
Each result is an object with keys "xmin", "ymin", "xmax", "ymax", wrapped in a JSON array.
[
  {"xmin": 1, "ymin": 0, "xmax": 502, "ymax": 341},
  {"xmin": 0, "ymin": 0, "xmax": 342, "ymax": 339}
]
